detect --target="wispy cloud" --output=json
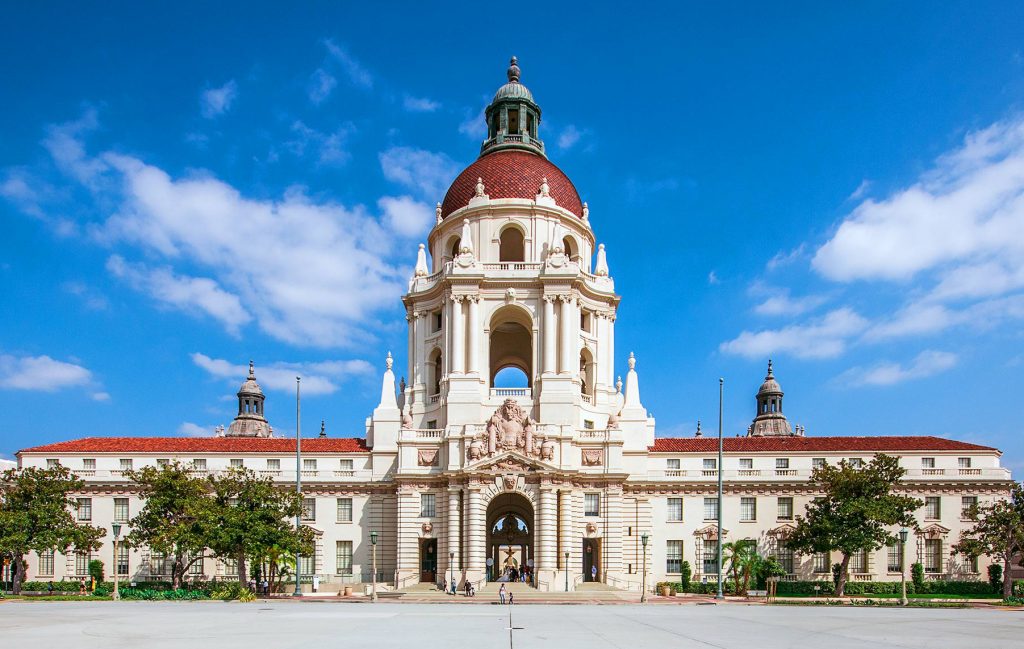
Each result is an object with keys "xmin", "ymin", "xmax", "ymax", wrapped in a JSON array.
[
  {"xmin": 285, "ymin": 120, "xmax": 356, "ymax": 165},
  {"xmin": 200, "ymin": 80, "xmax": 238, "ymax": 119},
  {"xmin": 191, "ymin": 353, "xmax": 373, "ymax": 396},
  {"xmin": 765, "ymin": 244, "xmax": 807, "ymax": 271},
  {"xmin": 719, "ymin": 308, "xmax": 868, "ymax": 359},
  {"xmin": 458, "ymin": 105, "xmax": 486, "ymax": 140},
  {"xmin": 379, "ymin": 146, "xmax": 460, "ymax": 199},
  {"xmin": 836, "ymin": 350, "xmax": 958, "ymax": 387},
  {"xmin": 307, "ymin": 68, "xmax": 337, "ymax": 104},
  {"xmin": 707, "ymin": 271, "xmax": 720, "ymax": 285},
  {"xmin": 557, "ymin": 124, "xmax": 584, "ymax": 150},
  {"xmin": 0, "ymin": 353, "xmax": 105, "ymax": 400},
  {"xmin": 177, "ymin": 422, "xmax": 212, "ymax": 437},
  {"xmin": 378, "ymin": 195, "xmax": 433, "ymax": 238},
  {"xmin": 62, "ymin": 281, "xmax": 109, "ymax": 311},
  {"xmin": 403, "ymin": 95, "xmax": 440, "ymax": 112},
  {"xmin": 752, "ymin": 290, "xmax": 828, "ymax": 317},
  {"xmin": 323, "ymin": 40, "xmax": 373, "ymax": 89}
]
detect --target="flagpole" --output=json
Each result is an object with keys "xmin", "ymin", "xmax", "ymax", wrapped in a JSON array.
[
  {"xmin": 293, "ymin": 376, "xmax": 302, "ymax": 597},
  {"xmin": 716, "ymin": 377, "xmax": 724, "ymax": 600}
]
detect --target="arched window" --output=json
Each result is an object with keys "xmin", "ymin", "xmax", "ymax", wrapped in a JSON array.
[
  {"xmin": 499, "ymin": 227, "xmax": 525, "ymax": 262},
  {"xmin": 493, "ymin": 366, "xmax": 529, "ymax": 388},
  {"xmin": 489, "ymin": 305, "xmax": 533, "ymax": 388},
  {"xmin": 428, "ymin": 349, "xmax": 443, "ymax": 396},
  {"xmin": 579, "ymin": 349, "xmax": 595, "ymax": 397},
  {"xmin": 448, "ymin": 237, "xmax": 461, "ymax": 261},
  {"xmin": 562, "ymin": 236, "xmax": 577, "ymax": 260}
]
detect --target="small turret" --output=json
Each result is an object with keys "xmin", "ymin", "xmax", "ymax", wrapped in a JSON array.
[
  {"xmin": 225, "ymin": 360, "xmax": 272, "ymax": 438},
  {"xmin": 748, "ymin": 359, "xmax": 797, "ymax": 437}
]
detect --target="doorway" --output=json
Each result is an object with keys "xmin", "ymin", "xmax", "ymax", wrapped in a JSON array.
[
  {"xmin": 582, "ymin": 538, "xmax": 601, "ymax": 582},
  {"xmin": 420, "ymin": 539, "xmax": 437, "ymax": 583}
]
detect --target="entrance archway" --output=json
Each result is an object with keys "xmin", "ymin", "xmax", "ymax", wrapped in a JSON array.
[
  {"xmin": 489, "ymin": 305, "xmax": 533, "ymax": 388},
  {"xmin": 486, "ymin": 492, "xmax": 534, "ymax": 584}
]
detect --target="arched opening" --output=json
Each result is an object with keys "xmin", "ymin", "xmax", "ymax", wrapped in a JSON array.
[
  {"xmin": 579, "ymin": 348, "xmax": 595, "ymax": 397},
  {"xmin": 499, "ymin": 227, "xmax": 525, "ymax": 262},
  {"xmin": 562, "ymin": 235, "xmax": 578, "ymax": 261},
  {"xmin": 486, "ymin": 492, "xmax": 534, "ymax": 584},
  {"xmin": 489, "ymin": 305, "xmax": 533, "ymax": 389},
  {"xmin": 428, "ymin": 348, "xmax": 443, "ymax": 396},
  {"xmin": 494, "ymin": 366, "xmax": 529, "ymax": 388},
  {"xmin": 447, "ymin": 236, "xmax": 461, "ymax": 262}
]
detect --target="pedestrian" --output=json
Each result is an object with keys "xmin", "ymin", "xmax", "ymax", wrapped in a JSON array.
[
  {"xmin": 47, "ymin": 582, "xmax": 54, "ymax": 595},
  {"xmin": 591, "ymin": 564, "xmax": 598, "ymax": 582},
  {"xmin": 498, "ymin": 583, "xmax": 506, "ymax": 605},
  {"xmin": 79, "ymin": 577, "xmax": 86, "ymax": 596},
  {"xmin": 509, "ymin": 591, "xmax": 514, "ymax": 605},
  {"xmin": 312, "ymin": 575, "xmax": 320, "ymax": 593},
  {"xmin": 262, "ymin": 578, "xmax": 269, "ymax": 597},
  {"xmin": 451, "ymin": 579, "xmax": 457, "ymax": 595}
]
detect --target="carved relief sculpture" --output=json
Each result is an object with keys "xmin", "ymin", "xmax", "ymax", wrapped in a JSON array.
[
  {"xmin": 417, "ymin": 449, "xmax": 439, "ymax": 467},
  {"xmin": 485, "ymin": 398, "xmax": 535, "ymax": 456},
  {"xmin": 581, "ymin": 448, "xmax": 604, "ymax": 467},
  {"xmin": 467, "ymin": 437, "xmax": 484, "ymax": 461}
]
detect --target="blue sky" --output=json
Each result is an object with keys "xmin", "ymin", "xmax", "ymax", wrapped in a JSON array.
[{"xmin": 2, "ymin": 2, "xmax": 1023, "ymax": 471}]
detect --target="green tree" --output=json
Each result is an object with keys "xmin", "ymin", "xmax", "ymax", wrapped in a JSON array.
[
  {"xmin": 722, "ymin": 539, "xmax": 760, "ymax": 595},
  {"xmin": 785, "ymin": 454, "xmax": 922, "ymax": 596},
  {"xmin": 953, "ymin": 482, "xmax": 1024, "ymax": 599},
  {"xmin": 124, "ymin": 462, "xmax": 211, "ymax": 589},
  {"xmin": 205, "ymin": 468, "xmax": 313, "ymax": 585},
  {"xmin": 0, "ymin": 466, "xmax": 105, "ymax": 594}
]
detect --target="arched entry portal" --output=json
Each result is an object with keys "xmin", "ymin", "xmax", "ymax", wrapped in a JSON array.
[
  {"xmin": 489, "ymin": 305, "xmax": 534, "ymax": 388},
  {"xmin": 486, "ymin": 492, "xmax": 534, "ymax": 583}
]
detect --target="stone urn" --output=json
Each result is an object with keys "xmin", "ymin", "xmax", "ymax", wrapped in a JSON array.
[
  {"xmin": 342, "ymin": 586, "xmax": 353, "ymax": 597},
  {"xmin": 467, "ymin": 438, "xmax": 484, "ymax": 461},
  {"xmin": 661, "ymin": 585, "xmax": 672, "ymax": 597}
]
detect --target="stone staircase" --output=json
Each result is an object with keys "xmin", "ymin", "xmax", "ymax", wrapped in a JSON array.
[{"xmin": 396, "ymin": 580, "xmax": 634, "ymax": 603}]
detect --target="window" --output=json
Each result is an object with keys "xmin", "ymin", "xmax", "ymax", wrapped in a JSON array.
[
  {"xmin": 849, "ymin": 458, "xmax": 864, "ymax": 468},
  {"xmin": 47, "ymin": 459, "xmax": 59, "ymax": 469},
  {"xmin": 703, "ymin": 497, "xmax": 718, "ymax": 521},
  {"xmin": 507, "ymin": 108, "xmax": 519, "ymax": 134},
  {"xmin": 813, "ymin": 552, "xmax": 830, "ymax": 573},
  {"xmin": 114, "ymin": 497, "xmax": 129, "ymax": 523},
  {"xmin": 740, "ymin": 497, "xmax": 757, "ymax": 522},
  {"xmin": 339, "ymin": 458, "xmax": 354, "ymax": 472},
  {"xmin": 702, "ymin": 540, "xmax": 718, "ymax": 574},
  {"xmin": 221, "ymin": 557, "xmax": 237, "ymax": 576},
  {"xmin": 666, "ymin": 458, "xmax": 680, "ymax": 471},
  {"xmin": 775, "ymin": 541, "xmax": 794, "ymax": 574},
  {"xmin": 76, "ymin": 497, "xmax": 92, "ymax": 521},
  {"xmin": 149, "ymin": 552, "xmax": 167, "ymax": 575},
  {"xmin": 585, "ymin": 493, "xmax": 600, "ymax": 517},
  {"xmin": 739, "ymin": 458, "xmax": 753, "ymax": 470},
  {"xmin": 583, "ymin": 419, "xmax": 595, "ymax": 430},
  {"xmin": 192, "ymin": 459, "xmax": 207, "ymax": 471},
  {"xmin": 157, "ymin": 458, "xmax": 169, "ymax": 468},
  {"xmin": 432, "ymin": 311, "xmax": 442, "ymax": 332},
  {"xmin": 38, "ymin": 550, "xmax": 55, "ymax": 576},
  {"xmin": 703, "ymin": 458, "xmax": 717, "ymax": 471},
  {"xmin": 965, "ymin": 554, "xmax": 979, "ymax": 573},
  {"xmin": 337, "ymin": 497, "xmax": 353, "ymax": 522},
  {"xmin": 230, "ymin": 459, "xmax": 243, "ymax": 468},
  {"xmin": 777, "ymin": 497, "xmax": 793, "ymax": 521},
  {"xmin": 116, "ymin": 545, "xmax": 129, "ymax": 577},
  {"xmin": 924, "ymin": 538, "xmax": 943, "ymax": 573},
  {"xmin": 303, "ymin": 458, "xmax": 317, "ymax": 471},
  {"xmin": 120, "ymin": 458, "xmax": 133, "ymax": 471},
  {"xmin": 666, "ymin": 540, "xmax": 683, "ymax": 573},
  {"xmin": 75, "ymin": 551, "xmax": 91, "ymax": 576},
  {"xmin": 301, "ymin": 497, "xmax": 316, "ymax": 522},
  {"xmin": 299, "ymin": 554, "xmax": 315, "ymax": 577},
  {"xmin": 420, "ymin": 493, "xmax": 436, "ymax": 518},
  {"xmin": 498, "ymin": 227, "xmax": 525, "ymax": 262},
  {"xmin": 336, "ymin": 541, "xmax": 353, "ymax": 575},
  {"xmin": 267, "ymin": 458, "xmax": 280, "ymax": 471},
  {"xmin": 961, "ymin": 496, "xmax": 978, "ymax": 519},
  {"xmin": 775, "ymin": 458, "xmax": 790, "ymax": 470},
  {"xmin": 667, "ymin": 497, "xmax": 683, "ymax": 522},
  {"xmin": 887, "ymin": 542, "xmax": 903, "ymax": 572},
  {"xmin": 958, "ymin": 457, "xmax": 972, "ymax": 469},
  {"xmin": 812, "ymin": 458, "xmax": 826, "ymax": 470},
  {"xmin": 850, "ymin": 549, "xmax": 867, "ymax": 573},
  {"xmin": 921, "ymin": 457, "xmax": 935, "ymax": 469},
  {"xmin": 184, "ymin": 553, "xmax": 204, "ymax": 576},
  {"xmin": 925, "ymin": 496, "xmax": 941, "ymax": 520},
  {"xmin": 83, "ymin": 458, "xmax": 96, "ymax": 470}
]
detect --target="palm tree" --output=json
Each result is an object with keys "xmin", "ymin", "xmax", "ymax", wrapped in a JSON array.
[{"xmin": 722, "ymin": 539, "xmax": 760, "ymax": 596}]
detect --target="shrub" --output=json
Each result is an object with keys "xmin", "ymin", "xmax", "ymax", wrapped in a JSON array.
[
  {"xmin": 775, "ymin": 580, "xmax": 834, "ymax": 596},
  {"xmin": 1014, "ymin": 580, "xmax": 1024, "ymax": 597},
  {"xmin": 988, "ymin": 564, "xmax": 1003, "ymax": 593},
  {"xmin": 210, "ymin": 581, "xmax": 255, "ymax": 602},
  {"xmin": 911, "ymin": 563, "xmax": 925, "ymax": 591},
  {"xmin": 680, "ymin": 561, "xmax": 692, "ymax": 591},
  {"xmin": 88, "ymin": 560, "xmax": 105, "ymax": 583},
  {"xmin": 119, "ymin": 588, "xmax": 209, "ymax": 601}
]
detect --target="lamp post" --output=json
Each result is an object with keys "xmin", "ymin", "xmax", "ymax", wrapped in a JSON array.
[
  {"xmin": 370, "ymin": 530, "xmax": 378, "ymax": 602},
  {"xmin": 715, "ymin": 377, "xmax": 724, "ymax": 601},
  {"xmin": 640, "ymin": 532, "xmax": 649, "ymax": 603},
  {"xmin": 449, "ymin": 551, "xmax": 454, "ymax": 595},
  {"xmin": 899, "ymin": 528, "xmax": 909, "ymax": 606},
  {"xmin": 111, "ymin": 522, "xmax": 122, "ymax": 601},
  {"xmin": 293, "ymin": 376, "xmax": 302, "ymax": 597},
  {"xmin": 564, "ymin": 550, "xmax": 570, "ymax": 592}
]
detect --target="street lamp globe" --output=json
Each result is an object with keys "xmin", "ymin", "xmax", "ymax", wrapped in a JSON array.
[
  {"xmin": 370, "ymin": 531, "xmax": 378, "ymax": 546},
  {"xmin": 640, "ymin": 532, "xmax": 649, "ymax": 548},
  {"xmin": 900, "ymin": 528, "xmax": 909, "ymax": 544},
  {"xmin": 112, "ymin": 522, "xmax": 121, "ymax": 539}
]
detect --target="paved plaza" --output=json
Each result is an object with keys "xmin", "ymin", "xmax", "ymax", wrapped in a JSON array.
[{"xmin": 1, "ymin": 601, "xmax": 1021, "ymax": 648}]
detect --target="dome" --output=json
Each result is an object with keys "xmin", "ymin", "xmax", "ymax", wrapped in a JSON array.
[
  {"xmin": 492, "ymin": 81, "xmax": 534, "ymax": 104},
  {"xmin": 757, "ymin": 360, "xmax": 782, "ymax": 395},
  {"xmin": 237, "ymin": 360, "xmax": 264, "ymax": 396},
  {"xmin": 440, "ymin": 149, "xmax": 583, "ymax": 219}
]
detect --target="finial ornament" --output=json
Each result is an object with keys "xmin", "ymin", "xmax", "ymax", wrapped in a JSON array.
[
  {"xmin": 475, "ymin": 177, "xmax": 485, "ymax": 197},
  {"xmin": 435, "ymin": 202, "xmax": 442, "ymax": 224},
  {"xmin": 582, "ymin": 201, "xmax": 589, "ymax": 222},
  {"xmin": 386, "ymin": 352, "xmax": 393, "ymax": 371},
  {"xmin": 696, "ymin": 420, "xmax": 702, "ymax": 437},
  {"xmin": 248, "ymin": 359, "xmax": 255, "ymax": 378},
  {"xmin": 319, "ymin": 419, "xmax": 326, "ymax": 438},
  {"xmin": 414, "ymin": 243, "xmax": 429, "ymax": 276},
  {"xmin": 767, "ymin": 359, "xmax": 774, "ymax": 377},
  {"xmin": 507, "ymin": 56, "xmax": 520, "ymax": 83},
  {"xmin": 539, "ymin": 176, "xmax": 550, "ymax": 198},
  {"xmin": 628, "ymin": 352, "xmax": 636, "ymax": 371},
  {"xmin": 616, "ymin": 376, "xmax": 623, "ymax": 393}
]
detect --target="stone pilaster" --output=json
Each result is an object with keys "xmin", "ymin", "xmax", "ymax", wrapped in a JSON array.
[
  {"xmin": 543, "ymin": 295, "xmax": 556, "ymax": 373},
  {"xmin": 466, "ymin": 487, "xmax": 485, "ymax": 577},
  {"xmin": 538, "ymin": 486, "xmax": 557, "ymax": 580},
  {"xmin": 447, "ymin": 488, "xmax": 461, "ymax": 582}
]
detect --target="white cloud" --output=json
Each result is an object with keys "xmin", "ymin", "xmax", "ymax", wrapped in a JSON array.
[
  {"xmin": 92, "ymin": 391, "xmax": 111, "ymax": 402},
  {"xmin": 286, "ymin": 120, "xmax": 355, "ymax": 165},
  {"xmin": 837, "ymin": 350, "xmax": 958, "ymax": 387},
  {"xmin": 558, "ymin": 125, "xmax": 582, "ymax": 150},
  {"xmin": 62, "ymin": 280, "xmax": 109, "ymax": 311},
  {"xmin": 177, "ymin": 422, "xmax": 211, "ymax": 437},
  {"xmin": 379, "ymin": 146, "xmax": 460, "ymax": 200},
  {"xmin": 458, "ymin": 106, "xmax": 486, "ymax": 140},
  {"xmin": 719, "ymin": 307, "xmax": 868, "ymax": 359},
  {"xmin": 323, "ymin": 40, "xmax": 373, "ymax": 89},
  {"xmin": 106, "ymin": 255, "xmax": 252, "ymax": 334},
  {"xmin": 378, "ymin": 196, "xmax": 433, "ymax": 238},
  {"xmin": 765, "ymin": 244, "xmax": 807, "ymax": 271},
  {"xmin": 866, "ymin": 294, "xmax": 1024, "ymax": 341},
  {"xmin": 191, "ymin": 352, "xmax": 373, "ymax": 396},
  {"xmin": 848, "ymin": 179, "xmax": 871, "ymax": 201},
  {"xmin": 403, "ymin": 95, "xmax": 440, "ymax": 112},
  {"xmin": 753, "ymin": 290, "xmax": 828, "ymax": 317},
  {"xmin": 707, "ymin": 271, "xmax": 720, "ymax": 285},
  {"xmin": 200, "ymin": 80, "xmax": 238, "ymax": 119},
  {"xmin": 308, "ymin": 68, "xmax": 337, "ymax": 104},
  {"xmin": 0, "ymin": 353, "xmax": 93, "ymax": 391}
]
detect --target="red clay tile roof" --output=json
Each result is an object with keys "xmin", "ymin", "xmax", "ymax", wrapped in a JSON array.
[
  {"xmin": 441, "ymin": 149, "xmax": 583, "ymax": 219},
  {"xmin": 18, "ymin": 437, "xmax": 370, "ymax": 455},
  {"xmin": 649, "ymin": 436, "xmax": 997, "ymax": 453}
]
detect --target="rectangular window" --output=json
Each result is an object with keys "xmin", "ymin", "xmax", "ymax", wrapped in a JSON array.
[
  {"xmin": 303, "ymin": 458, "xmax": 317, "ymax": 471},
  {"xmin": 887, "ymin": 542, "xmax": 903, "ymax": 573},
  {"xmin": 83, "ymin": 458, "xmax": 96, "ymax": 470},
  {"xmin": 432, "ymin": 311, "xmax": 442, "ymax": 332},
  {"xmin": 192, "ymin": 459, "xmax": 206, "ymax": 471},
  {"xmin": 958, "ymin": 457, "xmax": 972, "ymax": 469},
  {"xmin": 76, "ymin": 497, "xmax": 92, "ymax": 521},
  {"xmin": 666, "ymin": 540, "xmax": 683, "ymax": 574},
  {"xmin": 339, "ymin": 458, "xmax": 354, "ymax": 471},
  {"xmin": 230, "ymin": 459, "xmax": 243, "ymax": 468},
  {"xmin": 157, "ymin": 458, "xmax": 169, "ymax": 468},
  {"xmin": 508, "ymin": 108, "xmax": 519, "ymax": 134},
  {"xmin": 583, "ymin": 419, "xmax": 594, "ymax": 430},
  {"xmin": 813, "ymin": 552, "xmax": 830, "ymax": 573},
  {"xmin": 702, "ymin": 540, "xmax": 718, "ymax": 574},
  {"xmin": 961, "ymin": 496, "xmax": 978, "ymax": 518},
  {"xmin": 302, "ymin": 497, "xmax": 316, "ymax": 522},
  {"xmin": 221, "ymin": 557, "xmax": 237, "ymax": 576},
  {"xmin": 739, "ymin": 458, "xmax": 753, "ymax": 470},
  {"xmin": 924, "ymin": 538, "xmax": 943, "ymax": 573},
  {"xmin": 75, "ymin": 551, "xmax": 91, "ymax": 576},
  {"xmin": 336, "ymin": 541, "xmax": 353, "ymax": 575},
  {"xmin": 703, "ymin": 458, "xmax": 717, "ymax": 471},
  {"xmin": 420, "ymin": 493, "xmax": 436, "ymax": 517},
  {"xmin": 849, "ymin": 458, "xmax": 864, "ymax": 468},
  {"xmin": 966, "ymin": 554, "xmax": 979, "ymax": 573},
  {"xmin": 666, "ymin": 458, "xmax": 680, "ymax": 471},
  {"xmin": 585, "ymin": 493, "xmax": 600, "ymax": 517},
  {"xmin": 667, "ymin": 497, "xmax": 683, "ymax": 522},
  {"xmin": 921, "ymin": 457, "xmax": 935, "ymax": 468},
  {"xmin": 740, "ymin": 497, "xmax": 757, "ymax": 522},
  {"xmin": 775, "ymin": 458, "xmax": 790, "ymax": 470},
  {"xmin": 775, "ymin": 541, "xmax": 794, "ymax": 574},
  {"xmin": 47, "ymin": 459, "xmax": 59, "ymax": 468},
  {"xmin": 185, "ymin": 553, "xmax": 204, "ymax": 576},
  {"xmin": 267, "ymin": 458, "xmax": 280, "ymax": 471},
  {"xmin": 812, "ymin": 458, "xmax": 826, "ymax": 470},
  {"xmin": 703, "ymin": 497, "xmax": 718, "ymax": 521},
  {"xmin": 925, "ymin": 496, "xmax": 941, "ymax": 520},
  {"xmin": 337, "ymin": 497, "xmax": 353, "ymax": 522},
  {"xmin": 777, "ymin": 497, "xmax": 793, "ymax": 520},
  {"xmin": 120, "ymin": 458, "xmax": 133, "ymax": 471},
  {"xmin": 114, "ymin": 497, "xmax": 129, "ymax": 523},
  {"xmin": 850, "ymin": 549, "xmax": 867, "ymax": 573},
  {"xmin": 299, "ymin": 554, "xmax": 314, "ymax": 577},
  {"xmin": 38, "ymin": 550, "xmax": 55, "ymax": 576},
  {"xmin": 116, "ymin": 545, "xmax": 129, "ymax": 577}
]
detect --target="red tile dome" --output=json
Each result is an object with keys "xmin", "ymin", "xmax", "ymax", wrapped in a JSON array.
[{"xmin": 440, "ymin": 150, "xmax": 583, "ymax": 219}]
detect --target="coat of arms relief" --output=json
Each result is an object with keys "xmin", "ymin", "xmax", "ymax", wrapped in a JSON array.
[{"xmin": 467, "ymin": 398, "xmax": 556, "ymax": 462}]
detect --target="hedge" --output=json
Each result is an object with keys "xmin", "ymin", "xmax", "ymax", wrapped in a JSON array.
[{"xmin": 775, "ymin": 579, "xmax": 998, "ymax": 596}]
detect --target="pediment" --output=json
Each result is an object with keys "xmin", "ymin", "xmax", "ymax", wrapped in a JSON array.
[
  {"xmin": 465, "ymin": 450, "xmax": 558, "ymax": 473},
  {"xmin": 768, "ymin": 523, "xmax": 796, "ymax": 538},
  {"xmin": 693, "ymin": 524, "xmax": 728, "ymax": 540},
  {"xmin": 918, "ymin": 523, "xmax": 950, "ymax": 538}
]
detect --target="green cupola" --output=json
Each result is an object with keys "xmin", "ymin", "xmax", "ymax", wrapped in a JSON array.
[{"xmin": 481, "ymin": 56, "xmax": 545, "ymax": 157}]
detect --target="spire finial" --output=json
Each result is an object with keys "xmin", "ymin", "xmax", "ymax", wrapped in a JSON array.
[
  {"xmin": 248, "ymin": 359, "xmax": 255, "ymax": 378},
  {"xmin": 628, "ymin": 352, "xmax": 636, "ymax": 371},
  {"xmin": 696, "ymin": 419, "xmax": 702, "ymax": 437},
  {"xmin": 767, "ymin": 358, "xmax": 774, "ymax": 378},
  {"xmin": 507, "ymin": 56, "xmax": 520, "ymax": 83},
  {"xmin": 319, "ymin": 419, "xmax": 326, "ymax": 438},
  {"xmin": 386, "ymin": 351, "xmax": 393, "ymax": 371}
]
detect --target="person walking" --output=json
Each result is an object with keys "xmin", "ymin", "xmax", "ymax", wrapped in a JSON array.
[
  {"xmin": 498, "ymin": 583, "xmax": 506, "ymax": 605},
  {"xmin": 261, "ymin": 577, "xmax": 269, "ymax": 597},
  {"xmin": 591, "ymin": 564, "xmax": 598, "ymax": 582}
]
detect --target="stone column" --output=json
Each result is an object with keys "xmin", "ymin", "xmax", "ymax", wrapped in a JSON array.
[
  {"xmin": 467, "ymin": 296, "xmax": 480, "ymax": 375},
  {"xmin": 559, "ymin": 295, "xmax": 576, "ymax": 375},
  {"xmin": 406, "ymin": 311, "xmax": 415, "ymax": 395},
  {"xmin": 466, "ymin": 486, "xmax": 485, "ymax": 576},
  {"xmin": 450, "ymin": 295, "xmax": 464, "ymax": 374},
  {"xmin": 414, "ymin": 312, "xmax": 426, "ymax": 389},
  {"xmin": 606, "ymin": 314, "xmax": 616, "ymax": 387},
  {"xmin": 542, "ymin": 296, "xmax": 556, "ymax": 373},
  {"xmin": 447, "ymin": 488, "xmax": 461, "ymax": 581},
  {"xmin": 538, "ymin": 486, "xmax": 557, "ymax": 578},
  {"xmin": 559, "ymin": 488, "xmax": 575, "ymax": 587}
]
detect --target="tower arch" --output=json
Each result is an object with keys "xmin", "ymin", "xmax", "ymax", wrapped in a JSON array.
[{"xmin": 488, "ymin": 304, "xmax": 534, "ymax": 388}]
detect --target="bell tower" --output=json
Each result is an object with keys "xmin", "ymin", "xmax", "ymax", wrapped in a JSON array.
[{"xmin": 225, "ymin": 360, "xmax": 272, "ymax": 438}]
